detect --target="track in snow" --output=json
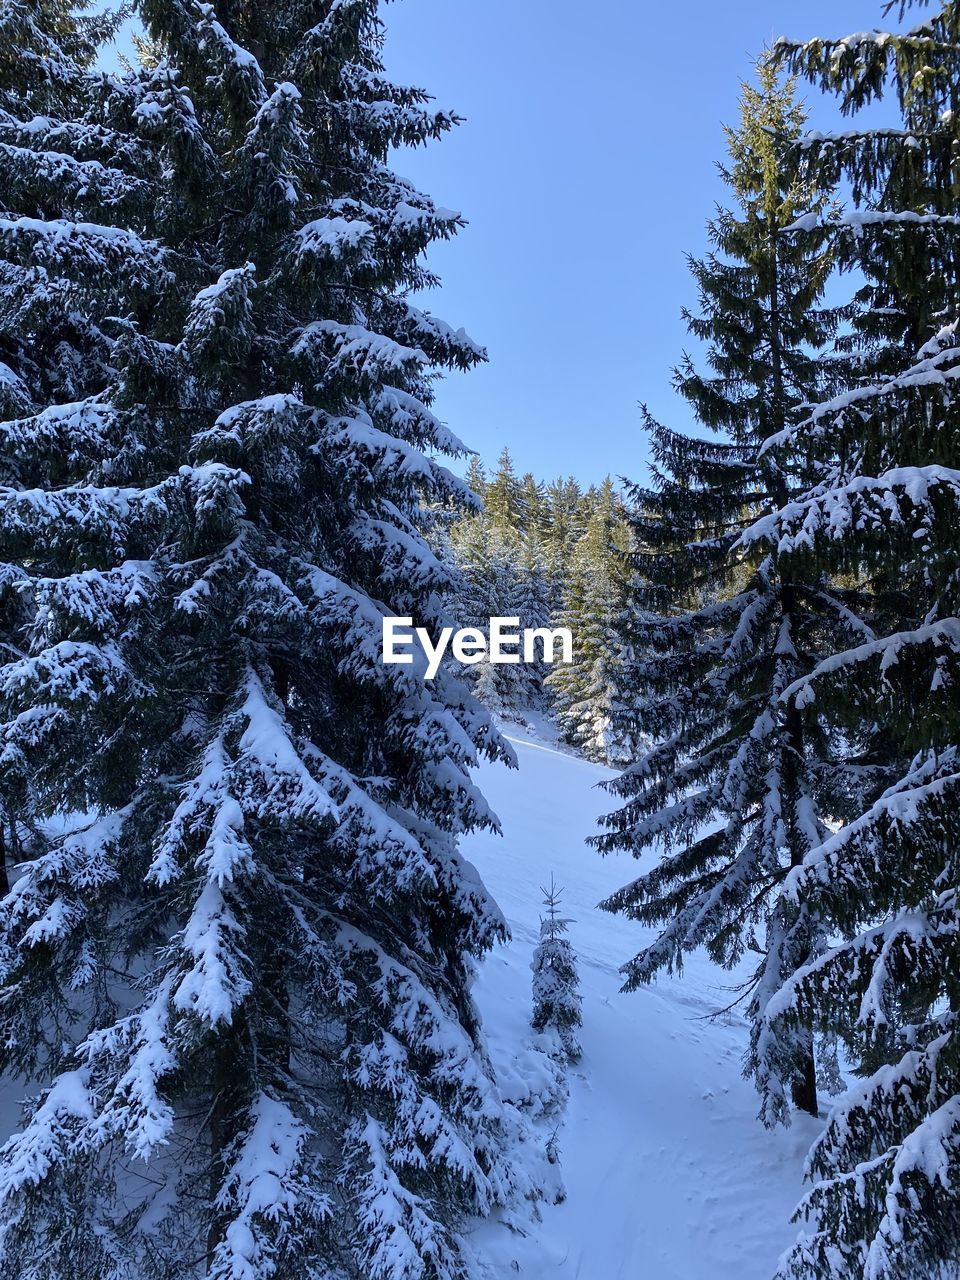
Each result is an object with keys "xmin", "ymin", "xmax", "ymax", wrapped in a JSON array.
[{"xmin": 462, "ymin": 726, "xmax": 821, "ymax": 1280}]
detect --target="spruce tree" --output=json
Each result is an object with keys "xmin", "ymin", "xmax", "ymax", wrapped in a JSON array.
[
  {"xmin": 484, "ymin": 447, "xmax": 523, "ymax": 537},
  {"xmin": 520, "ymin": 471, "xmax": 547, "ymax": 540},
  {"xmin": 547, "ymin": 477, "xmax": 632, "ymax": 762},
  {"xmin": 449, "ymin": 511, "xmax": 521, "ymax": 714},
  {"xmin": 542, "ymin": 476, "xmax": 585, "ymax": 612},
  {"xmin": 0, "ymin": 0, "xmax": 139, "ymax": 894},
  {"xmin": 463, "ymin": 454, "xmax": 486, "ymax": 504},
  {"xmin": 593, "ymin": 64, "xmax": 870, "ymax": 1121},
  {"xmin": 510, "ymin": 530, "xmax": 554, "ymax": 710},
  {"xmin": 530, "ymin": 879, "xmax": 582, "ymax": 1063},
  {"xmin": 448, "ymin": 455, "xmax": 560, "ymax": 719},
  {"xmin": 746, "ymin": 8, "xmax": 960, "ymax": 1276},
  {"xmin": 0, "ymin": 4, "xmax": 532, "ymax": 1278}
]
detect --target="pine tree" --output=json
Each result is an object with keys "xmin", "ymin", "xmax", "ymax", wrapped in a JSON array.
[
  {"xmin": 450, "ymin": 511, "xmax": 502, "ymax": 626},
  {"xmin": 530, "ymin": 878, "xmax": 582, "ymax": 1063},
  {"xmin": 744, "ymin": 8, "xmax": 960, "ymax": 1276},
  {"xmin": 448, "ymin": 456, "xmax": 561, "ymax": 719},
  {"xmin": 484, "ymin": 446, "xmax": 523, "ymax": 536},
  {"xmin": 510, "ymin": 530, "xmax": 554, "ymax": 710},
  {"xmin": 0, "ymin": 0, "xmax": 139, "ymax": 894},
  {"xmin": 542, "ymin": 476, "xmax": 584, "ymax": 610},
  {"xmin": 520, "ymin": 471, "xmax": 547, "ymax": 539},
  {"xmin": 0, "ymin": 4, "xmax": 533, "ymax": 1277},
  {"xmin": 547, "ymin": 477, "xmax": 631, "ymax": 762},
  {"xmin": 463, "ymin": 454, "xmax": 487, "ymax": 504},
  {"xmin": 593, "ymin": 64, "xmax": 872, "ymax": 1122},
  {"xmin": 449, "ymin": 511, "xmax": 521, "ymax": 714}
]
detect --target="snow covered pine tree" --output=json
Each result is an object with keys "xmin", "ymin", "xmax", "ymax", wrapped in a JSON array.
[
  {"xmin": 0, "ymin": 3, "xmax": 532, "ymax": 1278},
  {"xmin": 530, "ymin": 879, "xmax": 582, "ymax": 1063},
  {"xmin": 0, "ymin": 0, "xmax": 135, "ymax": 896},
  {"xmin": 594, "ymin": 64, "xmax": 872, "ymax": 1122},
  {"xmin": 546, "ymin": 478, "xmax": 632, "ymax": 763},
  {"xmin": 446, "ymin": 449, "xmax": 558, "ymax": 719},
  {"xmin": 745, "ymin": 7, "xmax": 960, "ymax": 1277}
]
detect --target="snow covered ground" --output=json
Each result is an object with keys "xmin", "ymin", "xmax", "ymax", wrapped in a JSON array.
[
  {"xmin": 0, "ymin": 723, "xmax": 821, "ymax": 1279},
  {"xmin": 462, "ymin": 724, "xmax": 822, "ymax": 1280}
]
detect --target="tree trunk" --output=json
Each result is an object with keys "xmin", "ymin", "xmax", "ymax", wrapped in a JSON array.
[
  {"xmin": 205, "ymin": 1016, "xmax": 246, "ymax": 1270},
  {"xmin": 0, "ymin": 819, "xmax": 8, "ymax": 898},
  {"xmin": 788, "ymin": 686, "xmax": 819, "ymax": 1116},
  {"xmin": 790, "ymin": 1029, "xmax": 819, "ymax": 1116},
  {"xmin": 770, "ymin": 223, "xmax": 818, "ymax": 1120}
]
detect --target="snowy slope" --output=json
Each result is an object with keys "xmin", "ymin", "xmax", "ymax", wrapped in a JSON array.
[
  {"xmin": 462, "ymin": 726, "xmax": 822, "ymax": 1280},
  {"xmin": 0, "ymin": 727, "xmax": 819, "ymax": 1280}
]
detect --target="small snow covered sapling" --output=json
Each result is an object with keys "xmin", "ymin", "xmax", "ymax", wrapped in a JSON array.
[{"xmin": 531, "ymin": 877, "xmax": 582, "ymax": 1061}]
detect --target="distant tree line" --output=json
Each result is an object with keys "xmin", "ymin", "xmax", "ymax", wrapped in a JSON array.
[{"xmin": 431, "ymin": 448, "xmax": 636, "ymax": 762}]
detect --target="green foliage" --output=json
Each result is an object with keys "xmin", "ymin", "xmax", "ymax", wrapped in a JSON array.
[
  {"xmin": 595, "ymin": 61, "xmax": 872, "ymax": 1127},
  {"xmin": 531, "ymin": 877, "xmax": 582, "ymax": 1063},
  {"xmin": 0, "ymin": 4, "xmax": 534, "ymax": 1277},
  {"xmin": 748, "ymin": 7, "xmax": 960, "ymax": 1277},
  {"xmin": 546, "ymin": 478, "xmax": 633, "ymax": 761},
  {"xmin": 442, "ymin": 455, "xmax": 633, "ymax": 755}
]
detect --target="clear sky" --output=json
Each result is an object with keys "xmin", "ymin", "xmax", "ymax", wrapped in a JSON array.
[{"xmin": 381, "ymin": 0, "xmax": 897, "ymax": 486}]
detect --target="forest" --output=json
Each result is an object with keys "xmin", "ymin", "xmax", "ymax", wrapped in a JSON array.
[{"xmin": 0, "ymin": 1, "xmax": 957, "ymax": 1279}]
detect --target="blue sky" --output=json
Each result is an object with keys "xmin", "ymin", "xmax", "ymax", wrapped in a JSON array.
[{"xmin": 382, "ymin": 0, "xmax": 896, "ymax": 486}]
